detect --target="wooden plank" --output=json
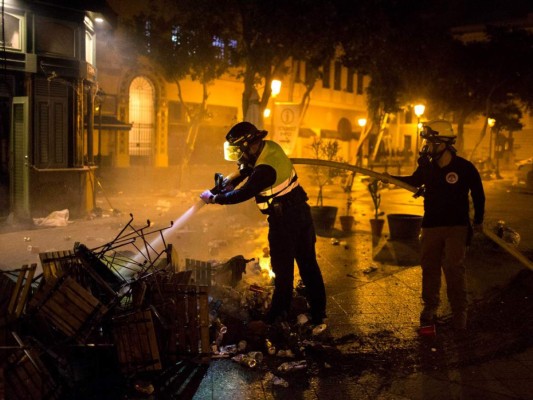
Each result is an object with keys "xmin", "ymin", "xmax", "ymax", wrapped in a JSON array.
[
  {"xmin": 112, "ymin": 310, "xmax": 162, "ymax": 374},
  {"xmin": 44, "ymin": 291, "xmax": 86, "ymax": 329},
  {"xmin": 41, "ymin": 301, "xmax": 77, "ymax": 337},
  {"xmin": 168, "ymin": 244, "xmax": 180, "ymax": 272},
  {"xmin": 136, "ymin": 311, "xmax": 150, "ymax": 369},
  {"xmin": 6, "ymin": 265, "xmax": 27, "ymax": 315},
  {"xmin": 187, "ymin": 287, "xmax": 199, "ymax": 354},
  {"xmin": 63, "ymin": 277, "xmax": 101, "ymax": 309},
  {"xmin": 14, "ymin": 264, "xmax": 37, "ymax": 317},
  {"xmin": 197, "ymin": 287, "xmax": 210, "ymax": 354},
  {"xmin": 175, "ymin": 290, "xmax": 188, "ymax": 353},
  {"xmin": 144, "ymin": 310, "xmax": 162, "ymax": 370}
]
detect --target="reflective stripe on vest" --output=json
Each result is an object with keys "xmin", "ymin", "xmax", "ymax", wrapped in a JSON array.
[{"xmin": 255, "ymin": 141, "xmax": 299, "ymax": 210}]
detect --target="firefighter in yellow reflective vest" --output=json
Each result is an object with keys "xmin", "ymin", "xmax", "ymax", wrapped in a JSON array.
[{"xmin": 200, "ymin": 122, "xmax": 327, "ymax": 325}]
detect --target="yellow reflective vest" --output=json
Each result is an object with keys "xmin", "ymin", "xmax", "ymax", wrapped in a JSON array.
[{"xmin": 255, "ymin": 140, "xmax": 299, "ymax": 212}]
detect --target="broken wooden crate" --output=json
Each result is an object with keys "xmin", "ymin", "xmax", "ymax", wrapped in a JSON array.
[
  {"xmin": 3, "ymin": 343, "xmax": 61, "ymax": 400},
  {"xmin": 112, "ymin": 308, "xmax": 163, "ymax": 376}
]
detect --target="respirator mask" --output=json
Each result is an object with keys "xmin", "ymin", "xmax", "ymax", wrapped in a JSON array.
[{"xmin": 417, "ymin": 121, "xmax": 457, "ymax": 167}]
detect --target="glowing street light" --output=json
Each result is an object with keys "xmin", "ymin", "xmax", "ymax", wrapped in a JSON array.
[
  {"xmin": 488, "ymin": 117, "xmax": 496, "ymax": 162},
  {"xmin": 357, "ymin": 118, "xmax": 367, "ymax": 128},
  {"xmin": 414, "ymin": 104, "xmax": 425, "ymax": 167},
  {"xmin": 271, "ymin": 79, "xmax": 282, "ymax": 98}
]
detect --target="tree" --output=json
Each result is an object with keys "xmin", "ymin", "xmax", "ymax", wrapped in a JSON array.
[
  {"xmin": 127, "ymin": 0, "xmax": 234, "ymax": 185},
  {"xmin": 427, "ymin": 26, "xmax": 533, "ymax": 157},
  {"xmin": 338, "ymin": 0, "xmax": 433, "ymax": 162},
  {"xmin": 222, "ymin": 0, "xmax": 339, "ymax": 128}
]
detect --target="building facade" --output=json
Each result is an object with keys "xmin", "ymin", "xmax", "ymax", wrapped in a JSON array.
[{"xmin": 0, "ymin": 0, "xmax": 117, "ymax": 221}]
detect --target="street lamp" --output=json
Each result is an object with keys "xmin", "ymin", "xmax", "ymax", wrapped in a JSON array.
[
  {"xmin": 271, "ymin": 79, "xmax": 282, "ymax": 98},
  {"xmin": 270, "ymin": 79, "xmax": 282, "ymax": 134},
  {"xmin": 487, "ymin": 117, "xmax": 496, "ymax": 163},
  {"xmin": 414, "ymin": 104, "xmax": 425, "ymax": 167}
]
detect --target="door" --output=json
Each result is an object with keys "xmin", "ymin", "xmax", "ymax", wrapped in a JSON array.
[{"xmin": 11, "ymin": 97, "xmax": 30, "ymax": 219}]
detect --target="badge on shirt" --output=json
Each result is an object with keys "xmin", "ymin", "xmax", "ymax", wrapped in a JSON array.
[{"xmin": 446, "ymin": 172, "xmax": 459, "ymax": 184}]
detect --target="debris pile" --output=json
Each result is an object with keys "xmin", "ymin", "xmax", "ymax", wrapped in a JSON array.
[{"xmin": 0, "ymin": 215, "xmax": 334, "ymax": 398}]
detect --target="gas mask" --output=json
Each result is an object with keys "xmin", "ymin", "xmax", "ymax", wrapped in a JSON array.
[
  {"xmin": 418, "ymin": 139, "xmax": 447, "ymax": 167},
  {"xmin": 417, "ymin": 123, "xmax": 457, "ymax": 167}
]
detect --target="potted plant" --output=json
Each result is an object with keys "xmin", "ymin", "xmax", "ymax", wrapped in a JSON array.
[
  {"xmin": 339, "ymin": 172, "xmax": 355, "ymax": 233},
  {"xmin": 367, "ymin": 179, "xmax": 385, "ymax": 237},
  {"xmin": 308, "ymin": 138, "xmax": 344, "ymax": 232}
]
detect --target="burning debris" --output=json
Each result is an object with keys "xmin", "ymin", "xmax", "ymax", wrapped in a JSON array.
[{"xmin": 0, "ymin": 214, "xmax": 333, "ymax": 399}]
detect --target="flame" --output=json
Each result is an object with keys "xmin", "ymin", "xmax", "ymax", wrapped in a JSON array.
[{"xmin": 259, "ymin": 256, "xmax": 275, "ymax": 279}]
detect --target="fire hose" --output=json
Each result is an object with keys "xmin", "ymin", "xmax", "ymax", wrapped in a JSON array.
[
  {"xmin": 290, "ymin": 158, "xmax": 533, "ymax": 271},
  {"xmin": 120, "ymin": 159, "xmax": 531, "ymax": 278}
]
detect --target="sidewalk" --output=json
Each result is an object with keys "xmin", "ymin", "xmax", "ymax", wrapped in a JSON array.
[{"xmin": 1, "ymin": 172, "xmax": 532, "ymax": 400}]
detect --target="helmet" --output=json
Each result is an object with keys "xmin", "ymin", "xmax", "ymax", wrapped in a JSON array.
[
  {"xmin": 419, "ymin": 120, "xmax": 457, "ymax": 163},
  {"xmin": 224, "ymin": 122, "xmax": 267, "ymax": 161},
  {"xmin": 421, "ymin": 120, "xmax": 456, "ymax": 143}
]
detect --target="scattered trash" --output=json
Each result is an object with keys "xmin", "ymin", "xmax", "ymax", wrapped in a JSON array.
[
  {"xmin": 297, "ymin": 313, "xmax": 309, "ymax": 325},
  {"xmin": 494, "ymin": 220, "xmax": 521, "ymax": 246},
  {"xmin": 278, "ymin": 360, "xmax": 307, "ymax": 373},
  {"xmin": 312, "ymin": 324, "xmax": 328, "ymax": 336},
  {"xmin": 363, "ymin": 265, "xmax": 378, "ymax": 274},
  {"xmin": 418, "ymin": 324, "xmax": 436, "ymax": 337},
  {"xmin": 264, "ymin": 372, "xmax": 289, "ymax": 387},
  {"xmin": 265, "ymin": 339, "xmax": 277, "ymax": 355},
  {"xmin": 134, "ymin": 381, "xmax": 155, "ymax": 396},
  {"xmin": 330, "ymin": 238, "xmax": 340, "ymax": 245},
  {"xmin": 232, "ymin": 353, "xmax": 257, "ymax": 368},
  {"xmin": 277, "ymin": 349, "xmax": 295, "ymax": 358}
]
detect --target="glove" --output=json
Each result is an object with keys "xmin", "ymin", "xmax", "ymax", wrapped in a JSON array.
[{"xmin": 200, "ymin": 190, "xmax": 216, "ymax": 204}]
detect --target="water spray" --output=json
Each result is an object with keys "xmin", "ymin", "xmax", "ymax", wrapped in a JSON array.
[{"xmin": 118, "ymin": 171, "xmax": 241, "ymax": 278}]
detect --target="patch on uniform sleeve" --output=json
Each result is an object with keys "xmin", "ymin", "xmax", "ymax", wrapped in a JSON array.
[{"xmin": 446, "ymin": 172, "xmax": 459, "ymax": 184}]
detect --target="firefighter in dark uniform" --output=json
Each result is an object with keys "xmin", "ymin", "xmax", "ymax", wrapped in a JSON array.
[
  {"xmin": 200, "ymin": 122, "xmax": 327, "ymax": 326},
  {"xmin": 388, "ymin": 120, "xmax": 485, "ymax": 331}
]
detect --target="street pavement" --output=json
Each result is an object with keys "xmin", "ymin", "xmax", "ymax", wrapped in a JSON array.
[{"xmin": 1, "ymin": 166, "xmax": 532, "ymax": 399}]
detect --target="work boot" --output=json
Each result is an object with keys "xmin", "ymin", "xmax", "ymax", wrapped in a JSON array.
[
  {"xmin": 452, "ymin": 311, "xmax": 467, "ymax": 331},
  {"xmin": 420, "ymin": 305, "xmax": 438, "ymax": 326}
]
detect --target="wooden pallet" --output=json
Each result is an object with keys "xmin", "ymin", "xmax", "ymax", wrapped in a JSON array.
[
  {"xmin": 39, "ymin": 250, "xmax": 80, "ymax": 283},
  {"xmin": 112, "ymin": 308, "xmax": 162, "ymax": 375},
  {"xmin": 156, "ymin": 284, "xmax": 210, "ymax": 361},
  {"xmin": 28, "ymin": 275, "xmax": 108, "ymax": 343}
]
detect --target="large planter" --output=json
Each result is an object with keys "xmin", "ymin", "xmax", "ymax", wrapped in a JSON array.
[
  {"xmin": 310, "ymin": 206, "xmax": 338, "ymax": 232},
  {"xmin": 387, "ymin": 214, "xmax": 423, "ymax": 240}
]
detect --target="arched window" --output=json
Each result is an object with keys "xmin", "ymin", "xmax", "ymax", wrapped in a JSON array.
[{"xmin": 129, "ymin": 77, "xmax": 154, "ymax": 162}]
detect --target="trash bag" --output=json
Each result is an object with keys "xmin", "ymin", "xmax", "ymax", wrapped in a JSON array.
[{"xmin": 33, "ymin": 209, "xmax": 70, "ymax": 227}]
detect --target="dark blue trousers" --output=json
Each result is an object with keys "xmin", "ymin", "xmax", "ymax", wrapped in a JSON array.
[{"xmin": 266, "ymin": 202, "xmax": 326, "ymax": 324}]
